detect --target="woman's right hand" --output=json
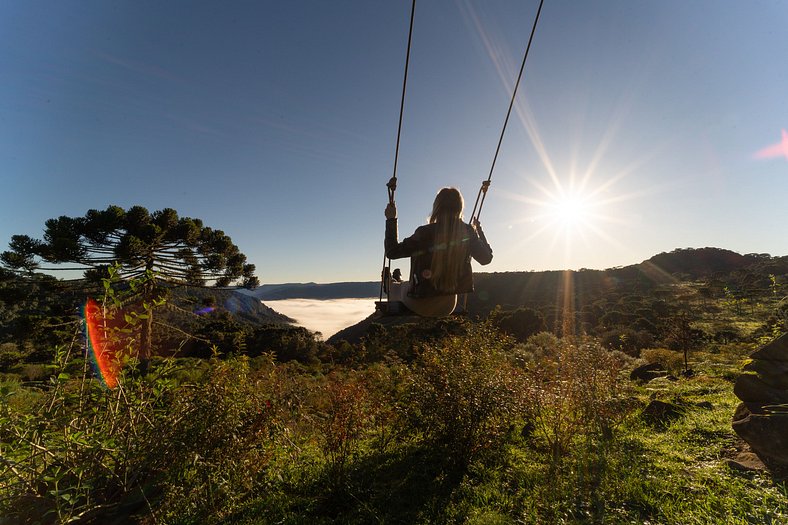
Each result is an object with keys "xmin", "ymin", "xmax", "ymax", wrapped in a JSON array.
[{"xmin": 385, "ymin": 203, "xmax": 397, "ymax": 219}]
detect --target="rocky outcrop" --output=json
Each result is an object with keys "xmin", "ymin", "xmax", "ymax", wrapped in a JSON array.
[
  {"xmin": 630, "ymin": 362, "xmax": 668, "ymax": 382},
  {"xmin": 732, "ymin": 333, "xmax": 788, "ymax": 468}
]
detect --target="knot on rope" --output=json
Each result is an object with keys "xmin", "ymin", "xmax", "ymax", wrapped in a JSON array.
[{"xmin": 387, "ymin": 176, "xmax": 398, "ymax": 203}]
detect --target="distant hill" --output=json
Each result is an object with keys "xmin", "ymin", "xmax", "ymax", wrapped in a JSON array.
[
  {"xmin": 641, "ymin": 247, "xmax": 761, "ymax": 279},
  {"xmin": 167, "ymin": 286, "xmax": 293, "ymax": 325},
  {"xmin": 466, "ymin": 248, "xmax": 777, "ymax": 314},
  {"xmin": 239, "ymin": 281, "xmax": 379, "ymax": 300},
  {"xmin": 328, "ymin": 247, "xmax": 788, "ymax": 344},
  {"xmin": 250, "ymin": 248, "xmax": 782, "ymax": 305}
]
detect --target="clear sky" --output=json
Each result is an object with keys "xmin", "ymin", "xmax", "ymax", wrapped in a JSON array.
[{"xmin": 2, "ymin": 1, "xmax": 786, "ymax": 284}]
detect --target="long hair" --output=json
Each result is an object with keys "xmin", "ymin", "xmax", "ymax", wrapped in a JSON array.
[{"xmin": 429, "ymin": 187, "xmax": 465, "ymax": 292}]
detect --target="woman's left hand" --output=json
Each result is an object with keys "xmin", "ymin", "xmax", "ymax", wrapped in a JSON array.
[{"xmin": 385, "ymin": 203, "xmax": 397, "ymax": 219}]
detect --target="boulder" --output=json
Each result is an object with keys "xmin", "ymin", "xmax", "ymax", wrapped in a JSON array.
[
  {"xmin": 726, "ymin": 451, "xmax": 767, "ymax": 472},
  {"xmin": 732, "ymin": 409, "xmax": 788, "ymax": 466},
  {"xmin": 642, "ymin": 399, "xmax": 684, "ymax": 426},
  {"xmin": 733, "ymin": 374, "xmax": 788, "ymax": 404},
  {"xmin": 743, "ymin": 358, "xmax": 788, "ymax": 377},
  {"xmin": 749, "ymin": 333, "xmax": 788, "ymax": 361},
  {"xmin": 630, "ymin": 362, "xmax": 668, "ymax": 382},
  {"xmin": 732, "ymin": 334, "xmax": 788, "ymax": 468}
]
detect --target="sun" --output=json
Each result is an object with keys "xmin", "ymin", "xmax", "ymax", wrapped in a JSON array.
[
  {"xmin": 533, "ymin": 186, "xmax": 602, "ymax": 235},
  {"xmin": 548, "ymin": 193, "xmax": 591, "ymax": 228},
  {"xmin": 501, "ymin": 172, "xmax": 636, "ymax": 258}
]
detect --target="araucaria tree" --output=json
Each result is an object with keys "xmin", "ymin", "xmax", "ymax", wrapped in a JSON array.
[{"xmin": 1, "ymin": 205, "xmax": 259, "ymax": 357}]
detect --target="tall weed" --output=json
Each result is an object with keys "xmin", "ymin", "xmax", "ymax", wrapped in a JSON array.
[
  {"xmin": 522, "ymin": 337, "xmax": 630, "ymax": 458},
  {"xmin": 405, "ymin": 322, "xmax": 525, "ymax": 462}
]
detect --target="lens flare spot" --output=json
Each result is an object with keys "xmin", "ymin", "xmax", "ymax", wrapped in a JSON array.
[
  {"xmin": 83, "ymin": 298, "xmax": 119, "ymax": 389},
  {"xmin": 754, "ymin": 129, "xmax": 788, "ymax": 161}
]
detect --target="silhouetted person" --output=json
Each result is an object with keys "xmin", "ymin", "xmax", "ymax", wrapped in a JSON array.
[{"xmin": 385, "ymin": 186, "xmax": 492, "ymax": 316}]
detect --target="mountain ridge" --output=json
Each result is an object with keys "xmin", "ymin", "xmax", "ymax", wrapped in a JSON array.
[{"xmin": 246, "ymin": 247, "xmax": 785, "ymax": 302}]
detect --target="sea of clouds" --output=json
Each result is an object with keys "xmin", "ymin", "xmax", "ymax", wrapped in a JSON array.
[{"xmin": 262, "ymin": 298, "xmax": 377, "ymax": 339}]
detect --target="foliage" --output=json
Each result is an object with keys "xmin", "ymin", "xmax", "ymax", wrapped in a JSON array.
[
  {"xmin": 640, "ymin": 347, "xmax": 686, "ymax": 373},
  {"xmin": 1, "ymin": 246, "xmax": 788, "ymax": 523},
  {"xmin": 311, "ymin": 371, "xmax": 373, "ymax": 478},
  {"xmin": 404, "ymin": 321, "xmax": 525, "ymax": 462},
  {"xmin": 0, "ymin": 349, "xmax": 289, "ymax": 523},
  {"xmin": 1, "ymin": 205, "xmax": 258, "ymax": 288},
  {"xmin": 492, "ymin": 306, "xmax": 546, "ymax": 342},
  {"xmin": 1, "ymin": 205, "xmax": 259, "ymax": 358},
  {"xmin": 522, "ymin": 337, "xmax": 631, "ymax": 457},
  {"xmin": 599, "ymin": 327, "xmax": 654, "ymax": 356}
]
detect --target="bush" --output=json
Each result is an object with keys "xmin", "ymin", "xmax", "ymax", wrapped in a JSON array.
[
  {"xmin": 0, "ymin": 341, "xmax": 34, "ymax": 370},
  {"xmin": 522, "ymin": 337, "xmax": 630, "ymax": 457},
  {"xmin": 599, "ymin": 327, "xmax": 654, "ymax": 356},
  {"xmin": 493, "ymin": 307, "xmax": 547, "ymax": 342},
  {"xmin": 513, "ymin": 331, "xmax": 560, "ymax": 364},
  {"xmin": 640, "ymin": 347, "xmax": 685, "ymax": 372},
  {"xmin": 404, "ymin": 321, "xmax": 524, "ymax": 462},
  {"xmin": 0, "ymin": 353, "xmax": 288, "ymax": 523},
  {"xmin": 311, "ymin": 371, "xmax": 373, "ymax": 478}
]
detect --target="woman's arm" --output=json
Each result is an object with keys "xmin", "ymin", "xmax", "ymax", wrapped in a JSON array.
[
  {"xmin": 470, "ymin": 220, "xmax": 493, "ymax": 265},
  {"xmin": 384, "ymin": 204, "xmax": 425, "ymax": 259}
]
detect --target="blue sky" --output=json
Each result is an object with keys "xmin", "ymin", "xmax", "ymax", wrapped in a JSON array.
[{"xmin": 2, "ymin": 1, "xmax": 786, "ymax": 284}]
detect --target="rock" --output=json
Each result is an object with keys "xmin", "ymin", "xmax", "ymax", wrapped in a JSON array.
[
  {"xmin": 733, "ymin": 402, "xmax": 769, "ymax": 422},
  {"xmin": 743, "ymin": 358, "xmax": 788, "ymax": 377},
  {"xmin": 732, "ymin": 334, "xmax": 788, "ymax": 470},
  {"xmin": 642, "ymin": 399, "xmax": 684, "ymax": 425},
  {"xmin": 733, "ymin": 374, "xmax": 788, "ymax": 404},
  {"xmin": 631, "ymin": 362, "xmax": 668, "ymax": 382},
  {"xmin": 749, "ymin": 333, "xmax": 788, "ymax": 361},
  {"xmin": 755, "ymin": 371, "xmax": 788, "ymax": 391},
  {"xmin": 726, "ymin": 452, "xmax": 767, "ymax": 472},
  {"xmin": 732, "ymin": 410, "xmax": 788, "ymax": 466},
  {"xmin": 732, "ymin": 402, "xmax": 750, "ymax": 423}
]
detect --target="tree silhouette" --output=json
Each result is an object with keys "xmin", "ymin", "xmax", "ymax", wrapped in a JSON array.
[{"xmin": 1, "ymin": 205, "xmax": 259, "ymax": 357}]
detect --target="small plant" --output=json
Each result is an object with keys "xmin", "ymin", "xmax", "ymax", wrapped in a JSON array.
[
  {"xmin": 523, "ymin": 337, "xmax": 630, "ymax": 458},
  {"xmin": 405, "ymin": 321, "xmax": 525, "ymax": 462},
  {"xmin": 312, "ymin": 371, "xmax": 372, "ymax": 478},
  {"xmin": 640, "ymin": 347, "xmax": 685, "ymax": 373}
]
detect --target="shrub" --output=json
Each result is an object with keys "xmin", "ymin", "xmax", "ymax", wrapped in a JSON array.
[
  {"xmin": 513, "ymin": 331, "xmax": 560, "ymax": 364},
  {"xmin": 0, "ymin": 353, "xmax": 287, "ymax": 523},
  {"xmin": 311, "ymin": 371, "xmax": 373, "ymax": 478},
  {"xmin": 599, "ymin": 327, "xmax": 654, "ymax": 356},
  {"xmin": 522, "ymin": 337, "xmax": 630, "ymax": 457},
  {"xmin": 404, "ymin": 321, "xmax": 524, "ymax": 462},
  {"xmin": 493, "ymin": 307, "xmax": 547, "ymax": 342},
  {"xmin": 0, "ymin": 342, "xmax": 34, "ymax": 370},
  {"xmin": 640, "ymin": 347, "xmax": 685, "ymax": 372}
]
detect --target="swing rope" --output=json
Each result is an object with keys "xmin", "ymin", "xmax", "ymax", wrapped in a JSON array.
[
  {"xmin": 380, "ymin": 0, "xmax": 417, "ymax": 303},
  {"xmin": 469, "ymin": 0, "xmax": 545, "ymax": 225}
]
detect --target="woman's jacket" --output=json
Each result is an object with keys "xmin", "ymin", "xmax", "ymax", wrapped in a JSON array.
[{"xmin": 385, "ymin": 218, "xmax": 493, "ymax": 298}]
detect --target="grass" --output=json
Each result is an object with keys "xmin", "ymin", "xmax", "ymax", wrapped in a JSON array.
[
  {"xmin": 219, "ymin": 349, "xmax": 786, "ymax": 525},
  {"xmin": 2, "ymin": 328, "xmax": 786, "ymax": 524}
]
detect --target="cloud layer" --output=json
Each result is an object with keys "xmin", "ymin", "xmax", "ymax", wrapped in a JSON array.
[{"xmin": 263, "ymin": 298, "xmax": 377, "ymax": 339}]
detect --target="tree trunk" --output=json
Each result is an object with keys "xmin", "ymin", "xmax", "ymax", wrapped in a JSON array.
[
  {"xmin": 140, "ymin": 306, "xmax": 153, "ymax": 360},
  {"xmin": 140, "ymin": 260, "xmax": 155, "ymax": 360}
]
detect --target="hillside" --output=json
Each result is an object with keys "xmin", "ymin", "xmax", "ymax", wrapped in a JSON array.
[
  {"xmin": 167, "ymin": 286, "xmax": 293, "ymax": 325},
  {"xmin": 329, "ymin": 247, "xmax": 788, "ymax": 345},
  {"xmin": 239, "ymin": 281, "xmax": 379, "ymax": 300},
  {"xmin": 2, "ymin": 247, "xmax": 787, "ymax": 523}
]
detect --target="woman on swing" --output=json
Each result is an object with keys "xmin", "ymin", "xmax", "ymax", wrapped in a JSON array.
[{"xmin": 384, "ymin": 186, "xmax": 493, "ymax": 317}]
